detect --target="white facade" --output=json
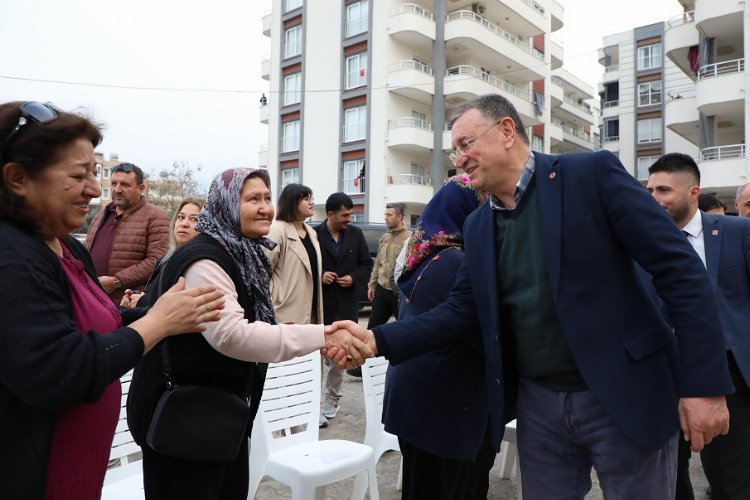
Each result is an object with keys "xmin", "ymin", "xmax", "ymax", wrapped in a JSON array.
[
  {"xmin": 262, "ymin": 0, "xmax": 597, "ymax": 223},
  {"xmin": 600, "ymin": 0, "xmax": 748, "ymax": 206}
]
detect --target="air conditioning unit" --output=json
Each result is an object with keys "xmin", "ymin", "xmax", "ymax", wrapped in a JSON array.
[{"xmin": 471, "ymin": 2, "xmax": 486, "ymax": 15}]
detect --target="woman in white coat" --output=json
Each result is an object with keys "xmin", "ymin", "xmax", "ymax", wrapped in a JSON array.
[{"xmin": 266, "ymin": 183, "xmax": 324, "ymax": 325}]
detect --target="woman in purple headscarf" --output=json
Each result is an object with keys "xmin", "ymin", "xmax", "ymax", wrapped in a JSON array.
[
  {"xmin": 127, "ymin": 168, "xmax": 366, "ymax": 500},
  {"xmin": 382, "ymin": 175, "xmax": 495, "ymax": 500}
]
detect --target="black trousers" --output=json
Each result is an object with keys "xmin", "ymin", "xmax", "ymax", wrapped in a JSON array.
[
  {"xmin": 399, "ymin": 429, "xmax": 497, "ymax": 500},
  {"xmin": 367, "ymin": 284, "xmax": 399, "ymax": 329},
  {"xmin": 142, "ymin": 438, "xmax": 249, "ymax": 500},
  {"xmin": 700, "ymin": 351, "xmax": 750, "ymax": 500},
  {"xmin": 675, "ymin": 437, "xmax": 695, "ymax": 500}
]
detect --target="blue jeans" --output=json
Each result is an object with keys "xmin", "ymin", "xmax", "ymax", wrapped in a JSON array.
[{"xmin": 516, "ymin": 378, "xmax": 677, "ymax": 500}]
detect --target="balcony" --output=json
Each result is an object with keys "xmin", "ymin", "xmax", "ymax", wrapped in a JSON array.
[
  {"xmin": 549, "ymin": 77, "xmax": 564, "ymax": 106},
  {"xmin": 557, "ymin": 121, "xmax": 595, "ymax": 151},
  {"xmin": 556, "ymin": 95, "xmax": 594, "ymax": 125},
  {"xmin": 549, "ymin": 39, "xmax": 563, "ymax": 70},
  {"xmin": 699, "ymin": 144, "xmax": 748, "ymax": 189},
  {"xmin": 387, "ymin": 60, "xmax": 434, "ymax": 105},
  {"xmin": 602, "ymin": 64, "xmax": 619, "ymax": 84},
  {"xmin": 262, "ymin": 12, "xmax": 272, "ymax": 37},
  {"xmin": 261, "ymin": 58, "xmax": 270, "ymax": 81},
  {"xmin": 445, "ymin": 10, "xmax": 547, "ymax": 82},
  {"xmin": 258, "ymin": 144, "xmax": 269, "ymax": 167},
  {"xmin": 386, "ymin": 174, "xmax": 434, "ymax": 206},
  {"xmin": 697, "ymin": 59, "xmax": 745, "ymax": 118},
  {"xmin": 601, "ymin": 100, "xmax": 619, "ymax": 119},
  {"xmin": 665, "ymin": 87, "xmax": 699, "ymax": 145},
  {"xmin": 665, "ymin": 10, "xmax": 698, "ymax": 78},
  {"xmin": 695, "ymin": 1, "xmax": 744, "ymax": 38},
  {"xmin": 387, "ymin": 3, "xmax": 435, "ymax": 52},
  {"xmin": 444, "ymin": 65, "xmax": 539, "ymax": 125},
  {"xmin": 259, "ymin": 103, "xmax": 269, "ymax": 124},
  {"xmin": 549, "ymin": 118, "xmax": 564, "ymax": 145},
  {"xmin": 549, "ymin": 0, "xmax": 564, "ymax": 32},
  {"xmin": 386, "ymin": 117, "xmax": 434, "ymax": 153}
]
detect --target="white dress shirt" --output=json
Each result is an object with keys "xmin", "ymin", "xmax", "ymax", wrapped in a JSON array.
[{"xmin": 681, "ymin": 209, "xmax": 706, "ymax": 268}]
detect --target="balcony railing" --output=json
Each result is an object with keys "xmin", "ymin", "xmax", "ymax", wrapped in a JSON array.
[
  {"xmin": 388, "ymin": 60, "xmax": 433, "ymax": 75},
  {"xmin": 667, "ymin": 10, "xmax": 695, "ymax": 28},
  {"xmin": 602, "ymin": 136, "xmax": 619, "ymax": 143},
  {"xmin": 389, "ymin": 3, "xmax": 433, "ymax": 19},
  {"xmin": 604, "ymin": 64, "xmax": 619, "ymax": 72},
  {"xmin": 387, "ymin": 117, "xmax": 433, "ymax": 131},
  {"xmin": 700, "ymin": 144, "xmax": 746, "ymax": 162},
  {"xmin": 698, "ymin": 58, "xmax": 745, "ymax": 80},
  {"xmin": 667, "ymin": 84, "xmax": 696, "ymax": 100},
  {"xmin": 563, "ymin": 96, "xmax": 593, "ymax": 115},
  {"xmin": 551, "ymin": 77, "xmax": 564, "ymax": 88},
  {"xmin": 388, "ymin": 174, "xmax": 433, "ymax": 186},
  {"xmin": 602, "ymin": 100, "xmax": 619, "ymax": 109},
  {"xmin": 446, "ymin": 65, "xmax": 532, "ymax": 101},
  {"xmin": 446, "ymin": 11, "xmax": 543, "ymax": 61}
]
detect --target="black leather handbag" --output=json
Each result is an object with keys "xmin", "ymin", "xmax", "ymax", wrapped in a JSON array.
[{"xmin": 146, "ymin": 342, "xmax": 252, "ymax": 463}]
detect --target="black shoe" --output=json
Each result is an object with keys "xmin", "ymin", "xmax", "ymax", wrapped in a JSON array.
[{"xmin": 346, "ymin": 367, "xmax": 362, "ymax": 377}]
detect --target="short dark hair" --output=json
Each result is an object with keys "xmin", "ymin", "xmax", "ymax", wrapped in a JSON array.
[
  {"xmin": 386, "ymin": 202, "xmax": 405, "ymax": 216},
  {"xmin": 0, "ymin": 101, "xmax": 103, "ymax": 233},
  {"xmin": 276, "ymin": 183, "xmax": 313, "ymax": 222},
  {"xmin": 448, "ymin": 94, "xmax": 530, "ymax": 145},
  {"xmin": 111, "ymin": 162, "xmax": 145, "ymax": 184},
  {"xmin": 648, "ymin": 153, "xmax": 701, "ymax": 185},
  {"xmin": 698, "ymin": 193, "xmax": 725, "ymax": 213},
  {"xmin": 325, "ymin": 192, "xmax": 353, "ymax": 213}
]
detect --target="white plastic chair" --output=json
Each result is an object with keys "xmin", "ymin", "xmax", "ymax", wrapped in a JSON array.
[
  {"xmin": 248, "ymin": 352, "xmax": 379, "ymax": 500},
  {"xmin": 498, "ymin": 419, "xmax": 522, "ymax": 500},
  {"xmin": 352, "ymin": 357, "xmax": 402, "ymax": 499},
  {"xmin": 102, "ymin": 370, "xmax": 145, "ymax": 500}
]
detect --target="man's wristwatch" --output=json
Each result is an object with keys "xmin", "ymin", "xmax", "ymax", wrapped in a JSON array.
[{"xmin": 113, "ymin": 277, "xmax": 122, "ymax": 290}]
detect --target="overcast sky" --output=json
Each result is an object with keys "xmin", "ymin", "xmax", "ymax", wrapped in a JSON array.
[{"xmin": 0, "ymin": 0, "xmax": 681, "ymax": 190}]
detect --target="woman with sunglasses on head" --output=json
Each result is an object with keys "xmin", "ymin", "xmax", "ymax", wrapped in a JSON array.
[
  {"xmin": 121, "ymin": 197, "xmax": 205, "ymax": 308},
  {"xmin": 0, "ymin": 101, "xmax": 224, "ymax": 500},
  {"xmin": 127, "ymin": 168, "xmax": 369, "ymax": 500}
]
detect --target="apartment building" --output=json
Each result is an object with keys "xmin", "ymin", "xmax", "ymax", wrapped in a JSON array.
[
  {"xmin": 599, "ymin": 0, "xmax": 749, "ymax": 208},
  {"xmin": 93, "ymin": 152, "xmax": 121, "ymax": 205},
  {"xmin": 261, "ymin": 0, "xmax": 597, "ymax": 222}
]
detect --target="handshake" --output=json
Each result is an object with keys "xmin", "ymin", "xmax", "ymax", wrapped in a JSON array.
[{"xmin": 322, "ymin": 320, "xmax": 378, "ymax": 369}]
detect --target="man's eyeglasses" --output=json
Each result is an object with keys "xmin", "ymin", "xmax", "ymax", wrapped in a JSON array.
[
  {"xmin": 448, "ymin": 120, "xmax": 501, "ymax": 167},
  {"xmin": 1, "ymin": 101, "xmax": 60, "ymax": 153}
]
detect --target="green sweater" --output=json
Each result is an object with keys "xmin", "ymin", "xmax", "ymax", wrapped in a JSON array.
[{"xmin": 495, "ymin": 180, "xmax": 587, "ymax": 392}]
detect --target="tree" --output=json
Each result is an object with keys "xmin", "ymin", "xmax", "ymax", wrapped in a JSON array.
[{"xmin": 147, "ymin": 161, "xmax": 205, "ymax": 218}]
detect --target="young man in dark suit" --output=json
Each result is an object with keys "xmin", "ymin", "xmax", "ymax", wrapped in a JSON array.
[
  {"xmin": 648, "ymin": 153, "xmax": 750, "ymax": 500},
  {"xmin": 314, "ymin": 192, "xmax": 371, "ymax": 427}
]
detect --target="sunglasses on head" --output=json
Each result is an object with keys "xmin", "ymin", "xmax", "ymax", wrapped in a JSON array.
[{"xmin": 2, "ymin": 102, "xmax": 60, "ymax": 148}]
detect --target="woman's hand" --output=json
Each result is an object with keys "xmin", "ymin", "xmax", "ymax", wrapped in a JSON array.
[
  {"xmin": 146, "ymin": 277, "xmax": 225, "ymax": 336},
  {"xmin": 120, "ymin": 289, "xmax": 143, "ymax": 308}
]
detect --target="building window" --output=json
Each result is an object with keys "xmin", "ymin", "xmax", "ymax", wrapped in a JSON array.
[
  {"xmin": 103, "ymin": 167, "xmax": 111, "ymax": 179},
  {"xmin": 282, "ymin": 120, "xmax": 301, "ymax": 152},
  {"xmin": 281, "ymin": 167, "xmax": 300, "ymax": 188},
  {"xmin": 636, "ymin": 156, "xmax": 659, "ymax": 181},
  {"xmin": 637, "ymin": 43, "xmax": 661, "ymax": 70},
  {"xmin": 532, "ymin": 134, "xmax": 544, "ymax": 152},
  {"xmin": 284, "ymin": 25, "xmax": 302, "ymax": 59},
  {"xmin": 637, "ymin": 117, "xmax": 662, "ymax": 143},
  {"xmin": 343, "ymin": 106, "xmax": 366, "ymax": 142},
  {"xmin": 102, "ymin": 187, "xmax": 110, "ymax": 199},
  {"xmin": 638, "ymin": 81, "xmax": 661, "ymax": 106},
  {"xmin": 283, "ymin": 73, "xmax": 301, "ymax": 106},
  {"xmin": 345, "ymin": 0, "xmax": 368, "ymax": 37},
  {"xmin": 343, "ymin": 159, "xmax": 365, "ymax": 194},
  {"xmin": 411, "ymin": 110, "xmax": 427, "ymax": 128},
  {"xmin": 284, "ymin": 0, "xmax": 302, "ymax": 12},
  {"xmin": 603, "ymin": 119, "xmax": 619, "ymax": 142},
  {"xmin": 345, "ymin": 52, "xmax": 367, "ymax": 89}
]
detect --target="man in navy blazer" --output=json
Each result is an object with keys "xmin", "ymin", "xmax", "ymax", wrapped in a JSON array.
[
  {"xmin": 330, "ymin": 95, "xmax": 732, "ymax": 499},
  {"xmin": 648, "ymin": 153, "xmax": 750, "ymax": 500}
]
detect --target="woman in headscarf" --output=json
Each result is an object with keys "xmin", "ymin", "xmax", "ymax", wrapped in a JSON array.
[
  {"xmin": 127, "ymin": 167, "xmax": 366, "ymax": 500},
  {"xmin": 382, "ymin": 175, "xmax": 494, "ymax": 500}
]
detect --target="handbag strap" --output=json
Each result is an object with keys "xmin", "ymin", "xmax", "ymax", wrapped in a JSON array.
[{"xmin": 159, "ymin": 340, "xmax": 256, "ymax": 401}]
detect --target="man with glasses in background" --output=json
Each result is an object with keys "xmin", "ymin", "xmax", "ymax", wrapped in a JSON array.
[
  {"xmin": 331, "ymin": 94, "xmax": 733, "ymax": 499},
  {"xmin": 85, "ymin": 163, "xmax": 169, "ymax": 303}
]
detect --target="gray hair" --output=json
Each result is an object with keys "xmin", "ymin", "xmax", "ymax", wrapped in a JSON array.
[
  {"xmin": 448, "ymin": 94, "xmax": 530, "ymax": 145},
  {"xmin": 736, "ymin": 183, "xmax": 750, "ymax": 201}
]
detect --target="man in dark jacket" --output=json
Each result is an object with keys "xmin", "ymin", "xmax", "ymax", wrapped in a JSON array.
[{"xmin": 315, "ymin": 192, "xmax": 370, "ymax": 426}]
